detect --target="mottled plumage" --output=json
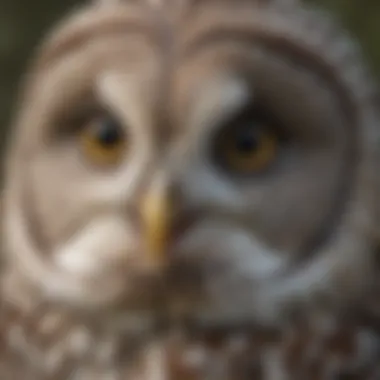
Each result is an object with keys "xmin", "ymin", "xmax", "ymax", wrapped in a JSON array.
[{"xmin": 1, "ymin": 0, "xmax": 380, "ymax": 378}]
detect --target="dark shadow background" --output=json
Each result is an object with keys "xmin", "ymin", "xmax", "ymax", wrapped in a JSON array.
[{"xmin": 0, "ymin": 0, "xmax": 379, "ymax": 148}]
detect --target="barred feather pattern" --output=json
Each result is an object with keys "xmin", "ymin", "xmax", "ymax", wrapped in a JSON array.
[{"xmin": 1, "ymin": 299, "xmax": 380, "ymax": 379}]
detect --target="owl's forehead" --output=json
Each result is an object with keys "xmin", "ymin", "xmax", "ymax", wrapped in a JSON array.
[
  {"xmin": 34, "ymin": 0, "xmax": 257, "ymax": 69},
  {"xmin": 25, "ymin": 0, "xmax": 283, "ymax": 134},
  {"xmin": 19, "ymin": 0, "xmax": 364, "ymax": 143},
  {"xmin": 31, "ymin": 0, "xmax": 307, "ymax": 85}
]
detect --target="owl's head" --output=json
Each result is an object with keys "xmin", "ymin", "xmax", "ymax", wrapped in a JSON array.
[{"xmin": 2, "ymin": 0, "xmax": 380, "ymax": 328}]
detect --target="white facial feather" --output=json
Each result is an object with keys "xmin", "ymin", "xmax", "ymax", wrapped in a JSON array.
[
  {"xmin": 173, "ymin": 76, "xmax": 252, "ymax": 210},
  {"xmin": 185, "ymin": 75, "xmax": 250, "ymax": 138},
  {"xmin": 55, "ymin": 216, "xmax": 134, "ymax": 277}
]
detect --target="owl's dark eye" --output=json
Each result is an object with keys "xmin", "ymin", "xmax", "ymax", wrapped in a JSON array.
[
  {"xmin": 80, "ymin": 114, "xmax": 127, "ymax": 166},
  {"xmin": 213, "ymin": 108, "xmax": 278, "ymax": 176}
]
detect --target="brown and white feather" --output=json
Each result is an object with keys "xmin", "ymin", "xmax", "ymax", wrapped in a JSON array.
[{"xmin": 1, "ymin": 0, "xmax": 380, "ymax": 378}]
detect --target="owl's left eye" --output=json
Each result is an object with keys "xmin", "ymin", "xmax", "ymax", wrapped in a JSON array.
[
  {"xmin": 213, "ymin": 109, "xmax": 278, "ymax": 176},
  {"xmin": 80, "ymin": 114, "xmax": 127, "ymax": 167}
]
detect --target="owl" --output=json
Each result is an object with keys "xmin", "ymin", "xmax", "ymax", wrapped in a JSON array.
[{"xmin": 1, "ymin": 0, "xmax": 380, "ymax": 378}]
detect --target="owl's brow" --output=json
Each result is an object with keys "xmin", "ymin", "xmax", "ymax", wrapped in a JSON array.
[
  {"xmin": 32, "ymin": 8, "xmax": 159, "ymax": 72},
  {"xmin": 182, "ymin": 28, "xmax": 357, "ymax": 126}
]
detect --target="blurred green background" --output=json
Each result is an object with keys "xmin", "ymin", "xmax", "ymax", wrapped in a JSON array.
[{"xmin": 0, "ymin": 0, "xmax": 379, "ymax": 147}]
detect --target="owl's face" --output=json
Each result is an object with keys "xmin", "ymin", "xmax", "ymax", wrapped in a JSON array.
[{"xmin": 2, "ymin": 0, "xmax": 379, "ymax": 328}]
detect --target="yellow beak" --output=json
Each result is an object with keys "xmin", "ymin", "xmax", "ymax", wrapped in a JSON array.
[{"xmin": 141, "ymin": 181, "xmax": 172, "ymax": 267}]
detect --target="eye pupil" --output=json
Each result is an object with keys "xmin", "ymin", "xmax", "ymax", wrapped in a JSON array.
[
  {"xmin": 95, "ymin": 119, "xmax": 122, "ymax": 147},
  {"xmin": 234, "ymin": 127, "xmax": 258, "ymax": 153}
]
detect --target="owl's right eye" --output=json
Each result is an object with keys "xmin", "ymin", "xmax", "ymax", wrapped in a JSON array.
[{"xmin": 80, "ymin": 114, "xmax": 127, "ymax": 167}]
